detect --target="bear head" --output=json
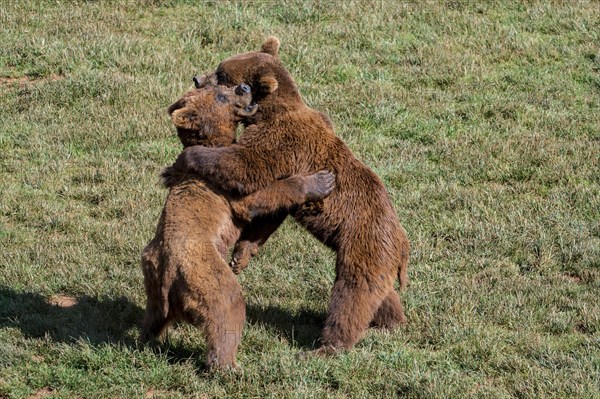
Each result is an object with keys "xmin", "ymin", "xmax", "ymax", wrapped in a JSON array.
[
  {"xmin": 193, "ymin": 36, "xmax": 302, "ymax": 110},
  {"xmin": 167, "ymin": 83, "xmax": 257, "ymax": 147}
]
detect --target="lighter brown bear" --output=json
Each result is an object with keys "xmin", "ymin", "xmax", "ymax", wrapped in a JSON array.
[
  {"xmin": 172, "ymin": 37, "xmax": 410, "ymax": 355},
  {"xmin": 141, "ymin": 83, "xmax": 335, "ymax": 369}
]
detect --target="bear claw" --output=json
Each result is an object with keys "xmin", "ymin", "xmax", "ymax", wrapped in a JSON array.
[
  {"xmin": 305, "ymin": 170, "xmax": 335, "ymax": 202},
  {"xmin": 229, "ymin": 242, "xmax": 258, "ymax": 274}
]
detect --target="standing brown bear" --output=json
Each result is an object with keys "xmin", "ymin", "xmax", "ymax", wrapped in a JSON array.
[
  {"xmin": 173, "ymin": 37, "xmax": 410, "ymax": 355},
  {"xmin": 141, "ymin": 83, "xmax": 335, "ymax": 369}
]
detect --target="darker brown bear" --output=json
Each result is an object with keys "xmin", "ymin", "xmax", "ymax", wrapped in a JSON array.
[
  {"xmin": 141, "ymin": 83, "xmax": 335, "ymax": 369},
  {"xmin": 173, "ymin": 37, "xmax": 410, "ymax": 355}
]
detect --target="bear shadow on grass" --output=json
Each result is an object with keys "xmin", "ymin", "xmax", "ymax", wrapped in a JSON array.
[
  {"xmin": 0, "ymin": 285, "xmax": 205, "ymax": 370},
  {"xmin": 245, "ymin": 304, "xmax": 325, "ymax": 350},
  {"xmin": 0, "ymin": 286, "xmax": 144, "ymax": 347},
  {"xmin": 0, "ymin": 285, "xmax": 325, "ymax": 368}
]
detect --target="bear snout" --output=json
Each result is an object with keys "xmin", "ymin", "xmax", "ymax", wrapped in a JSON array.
[{"xmin": 235, "ymin": 83, "xmax": 251, "ymax": 95}]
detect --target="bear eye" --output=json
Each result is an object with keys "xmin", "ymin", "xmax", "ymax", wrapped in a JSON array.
[
  {"xmin": 216, "ymin": 71, "xmax": 227, "ymax": 84},
  {"xmin": 216, "ymin": 94, "xmax": 228, "ymax": 104}
]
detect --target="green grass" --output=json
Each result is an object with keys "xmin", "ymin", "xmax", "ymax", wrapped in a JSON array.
[{"xmin": 1, "ymin": 1, "xmax": 599, "ymax": 397}]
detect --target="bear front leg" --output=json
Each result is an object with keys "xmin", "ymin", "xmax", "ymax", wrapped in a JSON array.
[
  {"xmin": 230, "ymin": 171, "xmax": 335, "ymax": 222},
  {"xmin": 230, "ymin": 240, "xmax": 259, "ymax": 275},
  {"xmin": 228, "ymin": 171, "xmax": 335, "ymax": 274},
  {"xmin": 171, "ymin": 144, "xmax": 280, "ymax": 196},
  {"xmin": 230, "ymin": 213, "xmax": 286, "ymax": 275}
]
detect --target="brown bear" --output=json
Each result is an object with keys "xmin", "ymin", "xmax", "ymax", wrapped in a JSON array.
[
  {"xmin": 141, "ymin": 83, "xmax": 335, "ymax": 369},
  {"xmin": 171, "ymin": 37, "xmax": 410, "ymax": 355}
]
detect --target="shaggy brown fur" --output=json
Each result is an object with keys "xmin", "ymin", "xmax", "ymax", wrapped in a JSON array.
[
  {"xmin": 172, "ymin": 37, "xmax": 410, "ymax": 355},
  {"xmin": 141, "ymin": 84, "xmax": 335, "ymax": 369}
]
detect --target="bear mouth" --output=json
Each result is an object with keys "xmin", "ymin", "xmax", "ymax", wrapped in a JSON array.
[{"xmin": 234, "ymin": 101, "xmax": 258, "ymax": 118}]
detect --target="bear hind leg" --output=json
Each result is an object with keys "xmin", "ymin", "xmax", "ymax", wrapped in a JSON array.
[
  {"xmin": 317, "ymin": 270, "xmax": 393, "ymax": 354},
  {"xmin": 370, "ymin": 289, "xmax": 407, "ymax": 330},
  {"xmin": 184, "ymin": 265, "xmax": 246, "ymax": 370},
  {"xmin": 203, "ymin": 287, "xmax": 245, "ymax": 370},
  {"xmin": 141, "ymin": 301, "xmax": 172, "ymax": 342},
  {"xmin": 140, "ymin": 243, "xmax": 172, "ymax": 342}
]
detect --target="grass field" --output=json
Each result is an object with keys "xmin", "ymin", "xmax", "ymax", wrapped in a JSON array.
[{"xmin": 1, "ymin": 1, "xmax": 599, "ymax": 397}]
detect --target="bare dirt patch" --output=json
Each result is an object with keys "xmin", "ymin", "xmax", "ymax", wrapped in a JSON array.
[
  {"xmin": 563, "ymin": 273, "xmax": 582, "ymax": 284},
  {"xmin": 47, "ymin": 295, "xmax": 78, "ymax": 308},
  {"xmin": 27, "ymin": 388, "xmax": 53, "ymax": 399},
  {"xmin": 0, "ymin": 74, "xmax": 63, "ymax": 87},
  {"xmin": 145, "ymin": 388, "xmax": 185, "ymax": 398}
]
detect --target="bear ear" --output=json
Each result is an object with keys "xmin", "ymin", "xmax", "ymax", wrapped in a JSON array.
[
  {"xmin": 193, "ymin": 73, "xmax": 217, "ymax": 89},
  {"xmin": 168, "ymin": 98, "xmax": 186, "ymax": 115},
  {"xmin": 171, "ymin": 108, "xmax": 198, "ymax": 129},
  {"xmin": 258, "ymin": 74, "xmax": 278, "ymax": 94},
  {"xmin": 261, "ymin": 36, "xmax": 280, "ymax": 57}
]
